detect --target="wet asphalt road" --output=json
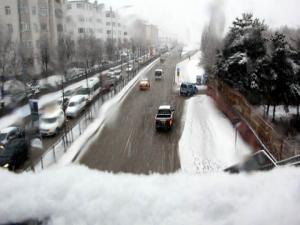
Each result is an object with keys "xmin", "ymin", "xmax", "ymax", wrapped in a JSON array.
[{"xmin": 79, "ymin": 50, "xmax": 185, "ymax": 174}]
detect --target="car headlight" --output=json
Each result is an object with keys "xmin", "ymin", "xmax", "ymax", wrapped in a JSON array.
[{"xmin": 3, "ymin": 163, "xmax": 9, "ymax": 169}]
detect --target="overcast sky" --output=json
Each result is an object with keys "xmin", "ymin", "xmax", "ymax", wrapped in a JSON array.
[{"xmin": 95, "ymin": 0, "xmax": 300, "ymax": 47}]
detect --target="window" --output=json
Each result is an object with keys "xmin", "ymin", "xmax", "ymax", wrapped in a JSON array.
[
  {"xmin": 106, "ymin": 12, "xmax": 110, "ymax": 17},
  {"xmin": 40, "ymin": 23, "xmax": 47, "ymax": 31},
  {"xmin": 5, "ymin": 6, "xmax": 11, "ymax": 15},
  {"xmin": 57, "ymin": 24, "xmax": 63, "ymax": 32},
  {"xmin": 66, "ymin": 16, "xmax": 71, "ymax": 22},
  {"xmin": 67, "ymin": 4, "xmax": 72, "ymax": 10},
  {"xmin": 39, "ymin": 6, "xmax": 48, "ymax": 16},
  {"xmin": 107, "ymin": 30, "xmax": 111, "ymax": 34},
  {"xmin": 33, "ymin": 23, "xmax": 38, "ymax": 32},
  {"xmin": 97, "ymin": 29, "xmax": 102, "ymax": 33},
  {"xmin": 118, "ymin": 23, "xmax": 121, "ymax": 27},
  {"xmin": 78, "ymin": 16, "xmax": 84, "ymax": 22},
  {"xmin": 112, "ymin": 22, "xmax": 115, "ymax": 27},
  {"xmin": 55, "ymin": 9, "xmax": 63, "ymax": 18},
  {"xmin": 78, "ymin": 28, "xmax": 85, "ymax": 33},
  {"xmin": 97, "ymin": 19, "xmax": 102, "ymax": 23},
  {"xmin": 32, "ymin": 6, "xmax": 36, "ymax": 15},
  {"xmin": 124, "ymin": 32, "xmax": 128, "ymax": 36},
  {"xmin": 20, "ymin": 22, "xmax": 29, "ymax": 32},
  {"xmin": 7, "ymin": 24, "xmax": 13, "ymax": 33},
  {"xmin": 36, "ymin": 40, "xmax": 40, "ymax": 48},
  {"xmin": 106, "ymin": 22, "xmax": 110, "ymax": 26},
  {"xmin": 19, "ymin": 4, "xmax": 29, "ymax": 13},
  {"xmin": 88, "ymin": 28, "xmax": 93, "ymax": 33},
  {"xmin": 77, "ymin": 3, "xmax": 84, "ymax": 9}
]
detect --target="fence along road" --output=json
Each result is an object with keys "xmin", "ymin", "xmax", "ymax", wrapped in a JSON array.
[
  {"xmin": 23, "ymin": 56, "xmax": 159, "ymax": 172},
  {"xmin": 79, "ymin": 49, "xmax": 184, "ymax": 174}
]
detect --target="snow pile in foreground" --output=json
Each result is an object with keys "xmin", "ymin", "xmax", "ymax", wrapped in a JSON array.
[
  {"xmin": 179, "ymin": 95, "xmax": 251, "ymax": 173},
  {"xmin": 0, "ymin": 166, "xmax": 300, "ymax": 225}
]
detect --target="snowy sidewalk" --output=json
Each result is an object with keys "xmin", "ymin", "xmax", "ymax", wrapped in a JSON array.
[
  {"xmin": 176, "ymin": 52, "xmax": 251, "ymax": 173},
  {"xmin": 179, "ymin": 96, "xmax": 251, "ymax": 173}
]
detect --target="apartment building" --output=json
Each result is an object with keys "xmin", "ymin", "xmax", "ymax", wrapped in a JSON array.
[
  {"xmin": 0, "ymin": 0, "xmax": 66, "ymax": 74},
  {"xmin": 65, "ymin": 0, "xmax": 106, "ymax": 40},
  {"xmin": 65, "ymin": 0, "xmax": 129, "ymax": 44}
]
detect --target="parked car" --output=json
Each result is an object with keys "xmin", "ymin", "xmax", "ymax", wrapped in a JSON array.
[
  {"xmin": 66, "ymin": 95, "xmax": 87, "ymax": 118},
  {"xmin": 155, "ymin": 69, "xmax": 163, "ymax": 80},
  {"xmin": 114, "ymin": 69, "xmax": 122, "ymax": 75},
  {"xmin": 125, "ymin": 65, "xmax": 133, "ymax": 72},
  {"xmin": 0, "ymin": 127, "xmax": 24, "ymax": 147},
  {"xmin": 0, "ymin": 138, "xmax": 28, "ymax": 171},
  {"xmin": 155, "ymin": 105, "xmax": 175, "ymax": 131},
  {"xmin": 39, "ymin": 107, "xmax": 65, "ymax": 136},
  {"xmin": 180, "ymin": 82, "xmax": 198, "ymax": 96},
  {"xmin": 139, "ymin": 78, "xmax": 150, "ymax": 90}
]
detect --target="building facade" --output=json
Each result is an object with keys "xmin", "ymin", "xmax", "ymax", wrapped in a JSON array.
[
  {"xmin": 65, "ymin": 0, "xmax": 129, "ymax": 44},
  {"xmin": 0, "ymin": 0, "xmax": 66, "ymax": 74}
]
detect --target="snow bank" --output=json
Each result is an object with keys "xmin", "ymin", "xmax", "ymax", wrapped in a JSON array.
[
  {"xmin": 179, "ymin": 95, "xmax": 251, "ymax": 173},
  {"xmin": 0, "ymin": 166, "xmax": 300, "ymax": 225},
  {"xmin": 57, "ymin": 59, "xmax": 159, "ymax": 166}
]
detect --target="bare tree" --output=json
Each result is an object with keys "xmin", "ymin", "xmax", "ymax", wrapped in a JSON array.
[
  {"xmin": 0, "ymin": 31, "xmax": 12, "ymax": 104},
  {"xmin": 39, "ymin": 36, "xmax": 51, "ymax": 78},
  {"xmin": 200, "ymin": 0, "xmax": 225, "ymax": 75},
  {"xmin": 57, "ymin": 34, "xmax": 75, "ymax": 77},
  {"xmin": 105, "ymin": 38, "xmax": 115, "ymax": 61}
]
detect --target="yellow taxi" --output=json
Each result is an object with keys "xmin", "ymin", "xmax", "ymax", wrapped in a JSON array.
[{"xmin": 139, "ymin": 78, "xmax": 150, "ymax": 90}]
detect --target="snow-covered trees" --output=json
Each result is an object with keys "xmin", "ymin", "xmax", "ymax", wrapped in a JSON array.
[{"xmin": 215, "ymin": 14, "xmax": 300, "ymax": 121}]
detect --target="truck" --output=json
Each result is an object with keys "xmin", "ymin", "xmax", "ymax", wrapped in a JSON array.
[{"xmin": 155, "ymin": 105, "xmax": 175, "ymax": 131}]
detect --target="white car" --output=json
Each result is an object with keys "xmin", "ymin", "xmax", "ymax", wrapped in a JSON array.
[
  {"xmin": 66, "ymin": 95, "xmax": 87, "ymax": 118},
  {"xmin": 125, "ymin": 65, "xmax": 133, "ymax": 72},
  {"xmin": 39, "ymin": 108, "xmax": 65, "ymax": 136}
]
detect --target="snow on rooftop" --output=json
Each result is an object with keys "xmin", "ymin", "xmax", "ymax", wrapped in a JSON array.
[
  {"xmin": 159, "ymin": 105, "xmax": 171, "ymax": 110},
  {"xmin": 0, "ymin": 166, "xmax": 300, "ymax": 225}
]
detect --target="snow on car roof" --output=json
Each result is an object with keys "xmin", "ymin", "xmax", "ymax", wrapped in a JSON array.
[
  {"xmin": 41, "ymin": 107, "xmax": 62, "ymax": 118},
  {"xmin": 0, "ymin": 126, "xmax": 17, "ymax": 133},
  {"xmin": 69, "ymin": 95, "xmax": 85, "ymax": 102},
  {"xmin": 159, "ymin": 105, "xmax": 171, "ymax": 110},
  {"xmin": 155, "ymin": 69, "xmax": 163, "ymax": 72}
]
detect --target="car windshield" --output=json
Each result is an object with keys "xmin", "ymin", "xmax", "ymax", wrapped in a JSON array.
[
  {"xmin": 0, "ymin": 147, "xmax": 15, "ymax": 157},
  {"xmin": 41, "ymin": 117, "xmax": 57, "ymax": 124},
  {"xmin": 155, "ymin": 71, "xmax": 162, "ymax": 75},
  {"xmin": 65, "ymin": 90, "xmax": 73, "ymax": 96},
  {"xmin": 158, "ymin": 109, "xmax": 171, "ymax": 115},
  {"xmin": 181, "ymin": 84, "xmax": 187, "ymax": 88},
  {"xmin": 0, "ymin": 133, "xmax": 7, "ymax": 142},
  {"xmin": 77, "ymin": 88, "xmax": 89, "ymax": 95},
  {"xmin": 68, "ymin": 102, "xmax": 77, "ymax": 107}
]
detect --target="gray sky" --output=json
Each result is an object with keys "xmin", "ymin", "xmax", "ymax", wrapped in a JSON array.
[{"xmin": 94, "ymin": 0, "xmax": 300, "ymax": 47}]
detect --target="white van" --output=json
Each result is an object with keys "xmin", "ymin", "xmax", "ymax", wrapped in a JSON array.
[
  {"xmin": 66, "ymin": 95, "xmax": 87, "ymax": 118},
  {"xmin": 39, "ymin": 107, "xmax": 65, "ymax": 136}
]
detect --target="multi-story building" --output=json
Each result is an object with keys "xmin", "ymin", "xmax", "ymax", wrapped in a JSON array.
[
  {"xmin": 65, "ymin": 0, "xmax": 106, "ymax": 41},
  {"xmin": 65, "ymin": 0, "xmax": 129, "ymax": 44},
  {"xmin": 145, "ymin": 24, "xmax": 159, "ymax": 48},
  {"xmin": 0, "ymin": 0, "xmax": 66, "ymax": 74}
]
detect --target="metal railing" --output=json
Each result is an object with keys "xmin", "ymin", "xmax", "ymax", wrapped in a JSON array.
[{"xmin": 28, "ymin": 56, "xmax": 159, "ymax": 172}]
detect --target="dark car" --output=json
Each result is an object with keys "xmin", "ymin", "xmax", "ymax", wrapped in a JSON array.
[
  {"xmin": 180, "ymin": 82, "xmax": 197, "ymax": 96},
  {"xmin": 0, "ymin": 127, "xmax": 24, "ymax": 147},
  {"xmin": 0, "ymin": 138, "xmax": 28, "ymax": 171}
]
